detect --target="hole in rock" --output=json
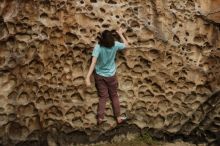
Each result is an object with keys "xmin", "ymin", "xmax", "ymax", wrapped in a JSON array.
[
  {"xmin": 0, "ymin": 57, "xmax": 5, "ymax": 65},
  {"xmin": 155, "ymin": 95, "xmax": 166, "ymax": 101},
  {"xmin": 134, "ymin": 7, "xmax": 138, "ymax": 12},
  {"xmin": 120, "ymin": 23, "xmax": 126, "ymax": 29},
  {"xmin": 65, "ymin": 32, "xmax": 78, "ymax": 44},
  {"xmin": 40, "ymin": 13, "xmax": 48, "ymax": 18},
  {"xmin": 48, "ymin": 106, "xmax": 63, "ymax": 117},
  {"xmin": 8, "ymin": 91, "xmax": 18, "ymax": 101},
  {"xmin": 178, "ymin": 77, "xmax": 186, "ymax": 82},
  {"xmin": 214, "ymin": 117, "xmax": 220, "ymax": 121},
  {"xmin": 152, "ymin": 83, "xmax": 164, "ymax": 93},
  {"xmin": 8, "ymin": 122, "xmax": 28, "ymax": 140},
  {"xmin": 133, "ymin": 101, "xmax": 146, "ymax": 109},
  {"xmin": 140, "ymin": 58, "xmax": 150, "ymax": 68},
  {"xmin": 90, "ymin": 0, "xmax": 97, "ymax": 3},
  {"xmin": 100, "ymin": 8, "xmax": 106, "ymax": 13},
  {"xmin": 76, "ymin": 8, "xmax": 82, "ymax": 12},
  {"xmin": 91, "ymin": 12, "xmax": 95, "ymax": 16},
  {"xmin": 173, "ymin": 35, "xmax": 180, "ymax": 43},
  {"xmin": 129, "ymin": 20, "xmax": 140, "ymax": 28},
  {"xmin": 133, "ymin": 64, "xmax": 143, "ymax": 73},
  {"xmin": 71, "ymin": 93, "xmax": 84, "ymax": 102},
  {"xmin": 186, "ymin": 0, "xmax": 195, "ymax": 8},
  {"xmin": 166, "ymin": 92, "xmax": 173, "ymax": 97},
  {"xmin": 107, "ymin": 0, "xmax": 117, "ymax": 4},
  {"xmin": 86, "ymin": 5, "xmax": 93, "ymax": 11},
  {"xmin": 145, "ymin": 90, "xmax": 154, "ymax": 98},
  {"xmin": 102, "ymin": 24, "xmax": 109, "ymax": 28},
  {"xmin": 144, "ymin": 78, "xmax": 152, "ymax": 84},
  {"xmin": 98, "ymin": 18, "xmax": 104, "ymax": 23},
  {"xmin": 80, "ymin": 28, "xmax": 86, "ymax": 33},
  {"xmin": 185, "ymin": 93, "xmax": 196, "ymax": 103},
  {"xmin": 194, "ymin": 36, "xmax": 205, "ymax": 43}
]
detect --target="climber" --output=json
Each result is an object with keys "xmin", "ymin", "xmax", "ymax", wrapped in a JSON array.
[{"xmin": 85, "ymin": 28, "xmax": 129, "ymax": 125}]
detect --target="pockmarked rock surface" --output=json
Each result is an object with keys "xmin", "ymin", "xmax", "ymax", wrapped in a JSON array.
[
  {"xmin": 0, "ymin": 0, "xmax": 220, "ymax": 145},
  {"xmin": 197, "ymin": 0, "xmax": 220, "ymax": 23}
]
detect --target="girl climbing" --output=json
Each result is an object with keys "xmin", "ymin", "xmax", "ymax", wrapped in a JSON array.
[{"xmin": 85, "ymin": 28, "xmax": 129, "ymax": 125}]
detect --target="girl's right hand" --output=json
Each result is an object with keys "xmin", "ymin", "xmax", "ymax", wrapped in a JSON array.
[
  {"xmin": 116, "ymin": 28, "xmax": 124, "ymax": 35},
  {"xmin": 116, "ymin": 28, "xmax": 128, "ymax": 46}
]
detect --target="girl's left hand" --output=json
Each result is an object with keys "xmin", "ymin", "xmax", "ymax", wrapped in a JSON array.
[{"xmin": 85, "ymin": 77, "xmax": 91, "ymax": 87}]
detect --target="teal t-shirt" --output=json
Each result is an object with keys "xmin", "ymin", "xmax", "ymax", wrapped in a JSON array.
[{"xmin": 92, "ymin": 41, "xmax": 126, "ymax": 77}]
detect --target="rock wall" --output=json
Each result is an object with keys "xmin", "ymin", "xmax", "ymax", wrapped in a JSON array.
[{"xmin": 0, "ymin": 0, "xmax": 220, "ymax": 145}]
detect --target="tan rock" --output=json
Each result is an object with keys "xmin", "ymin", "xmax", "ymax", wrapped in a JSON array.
[{"xmin": 0, "ymin": 0, "xmax": 219, "ymax": 145}]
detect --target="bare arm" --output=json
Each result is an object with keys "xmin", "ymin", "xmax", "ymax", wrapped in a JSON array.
[
  {"xmin": 85, "ymin": 57, "xmax": 97, "ymax": 87},
  {"xmin": 117, "ymin": 28, "xmax": 128, "ymax": 47}
]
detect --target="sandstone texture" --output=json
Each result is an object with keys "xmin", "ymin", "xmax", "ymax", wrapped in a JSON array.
[
  {"xmin": 0, "ymin": 0, "xmax": 220, "ymax": 145},
  {"xmin": 197, "ymin": 0, "xmax": 220, "ymax": 23}
]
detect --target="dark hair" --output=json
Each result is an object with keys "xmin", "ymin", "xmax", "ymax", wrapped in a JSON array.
[{"xmin": 99, "ymin": 30, "xmax": 115, "ymax": 48}]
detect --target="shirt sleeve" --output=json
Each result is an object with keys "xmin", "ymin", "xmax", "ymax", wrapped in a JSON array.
[
  {"xmin": 115, "ymin": 41, "xmax": 126, "ymax": 50},
  {"xmin": 92, "ymin": 44, "xmax": 100, "ymax": 58}
]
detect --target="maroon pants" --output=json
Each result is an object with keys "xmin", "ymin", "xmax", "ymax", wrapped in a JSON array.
[{"xmin": 94, "ymin": 72, "xmax": 120, "ymax": 120}]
